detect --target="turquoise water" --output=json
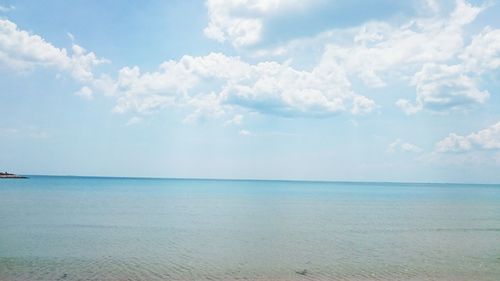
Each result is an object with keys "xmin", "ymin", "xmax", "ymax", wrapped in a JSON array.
[{"xmin": 1, "ymin": 176, "xmax": 499, "ymax": 281}]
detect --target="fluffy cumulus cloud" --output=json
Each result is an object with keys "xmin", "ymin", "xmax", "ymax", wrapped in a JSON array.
[
  {"xmin": 2, "ymin": 0, "xmax": 500, "ymax": 124},
  {"xmin": 322, "ymin": 0, "xmax": 496, "ymax": 115},
  {"xmin": 203, "ymin": 0, "xmax": 317, "ymax": 47},
  {"xmin": 323, "ymin": 0, "xmax": 482, "ymax": 87},
  {"xmin": 242, "ymin": 0, "xmax": 498, "ymax": 115},
  {"xmin": 0, "ymin": 19, "xmax": 107, "ymax": 82},
  {"xmin": 436, "ymin": 122, "xmax": 500, "ymax": 153},
  {"xmin": 460, "ymin": 27, "xmax": 500, "ymax": 72},
  {"xmin": 397, "ymin": 63, "xmax": 489, "ymax": 114},
  {"xmin": 110, "ymin": 52, "xmax": 375, "ymax": 121}
]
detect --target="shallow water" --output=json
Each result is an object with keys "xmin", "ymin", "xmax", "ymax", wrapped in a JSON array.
[{"xmin": 1, "ymin": 176, "xmax": 499, "ymax": 280}]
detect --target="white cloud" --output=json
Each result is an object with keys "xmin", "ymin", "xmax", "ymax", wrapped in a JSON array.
[
  {"xmin": 470, "ymin": 122, "xmax": 500, "ymax": 150},
  {"xmin": 91, "ymin": 74, "xmax": 118, "ymax": 97},
  {"xmin": 388, "ymin": 139, "xmax": 423, "ymax": 153},
  {"xmin": 351, "ymin": 95, "xmax": 377, "ymax": 115},
  {"xmin": 275, "ymin": 0, "xmax": 482, "ymax": 86},
  {"xmin": 250, "ymin": 1, "xmax": 492, "ymax": 115},
  {"xmin": 69, "ymin": 44, "xmax": 109, "ymax": 82},
  {"xmin": 75, "ymin": 86, "xmax": 93, "ymax": 100},
  {"xmin": 183, "ymin": 92, "xmax": 227, "ymax": 124},
  {"xmin": 203, "ymin": 0, "xmax": 318, "ymax": 47},
  {"xmin": 223, "ymin": 59, "xmax": 358, "ymax": 116},
  {"xmin": 0, "ymin": 19, "xmax": 68, "ymax": 71},
  {"xmin": 3, "ymin": 0, "xmax": 498, "ymax": 127},
  {"xmin": 109, "ymin": 52, "xmax": 375, "ymax": 121},
  {"xmin": 436, "ymin": 121, "xmax": 500, "ymax": 153},
  {"xmin": 103, "ymin": 0, "xmax": 491, "ymax": 122},
  {"xmin": 0, "ymin": 19, "xmax": 107, "ymax": 82},
  {"xmin": 435, "ymin": 133, "xmax": 472, "ymax": 153},
  {"xmin": 397, "ymin": 63, "xmax": 489, "ymax": 114},
  {"xmin": 460, "ymin": 26, "xmax": 500, "ymax": 72}
]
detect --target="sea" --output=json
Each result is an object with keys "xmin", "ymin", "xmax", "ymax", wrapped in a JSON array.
[{"xmin": 0, "ymin": 176, "xmax": 499, "ymax": 281}]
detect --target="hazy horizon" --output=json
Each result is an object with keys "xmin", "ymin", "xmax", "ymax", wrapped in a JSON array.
[{"xmin": 6, "ymin": 174, "xmax": 500, "ymax": 186}]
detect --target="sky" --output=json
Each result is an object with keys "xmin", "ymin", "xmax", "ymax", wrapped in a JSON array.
[{"xmin": 1, "ymin": 0, "xmax": 500, "ymax": 183}]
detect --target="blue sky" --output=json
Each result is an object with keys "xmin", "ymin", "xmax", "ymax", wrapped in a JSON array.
[{"xmin": 1, "ymin": 0, "xmax": 500, "ymax": 183}]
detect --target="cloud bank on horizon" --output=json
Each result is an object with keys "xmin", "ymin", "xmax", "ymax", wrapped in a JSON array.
[{"xmin": 1, "ymin": 0, "xmax": 500, "ymax": 181}]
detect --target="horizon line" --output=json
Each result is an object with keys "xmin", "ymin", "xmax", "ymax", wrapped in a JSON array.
[{"xmin": 17, "ymin": 173, "xmax": 500, "ymax": 186}]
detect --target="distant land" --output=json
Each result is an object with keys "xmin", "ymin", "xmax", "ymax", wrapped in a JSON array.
[{"xmin": 0, "ymin": 172, "xmax": 27, "ymax": 179}]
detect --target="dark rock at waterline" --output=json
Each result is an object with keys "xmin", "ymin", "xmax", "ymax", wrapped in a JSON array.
[{"xmin": 0, "ymin": 172, "xmax": 28, "ymax": 179}]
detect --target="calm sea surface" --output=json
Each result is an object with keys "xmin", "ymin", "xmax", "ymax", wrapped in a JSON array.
[{"xmin": 0, "ymin": 176, "xmax": 499, "ymax": 281}]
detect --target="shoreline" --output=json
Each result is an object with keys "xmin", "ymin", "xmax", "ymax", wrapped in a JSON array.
[{"xmin": 0, "ymin": 173, "xmax": 28, "ymax": 179}]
